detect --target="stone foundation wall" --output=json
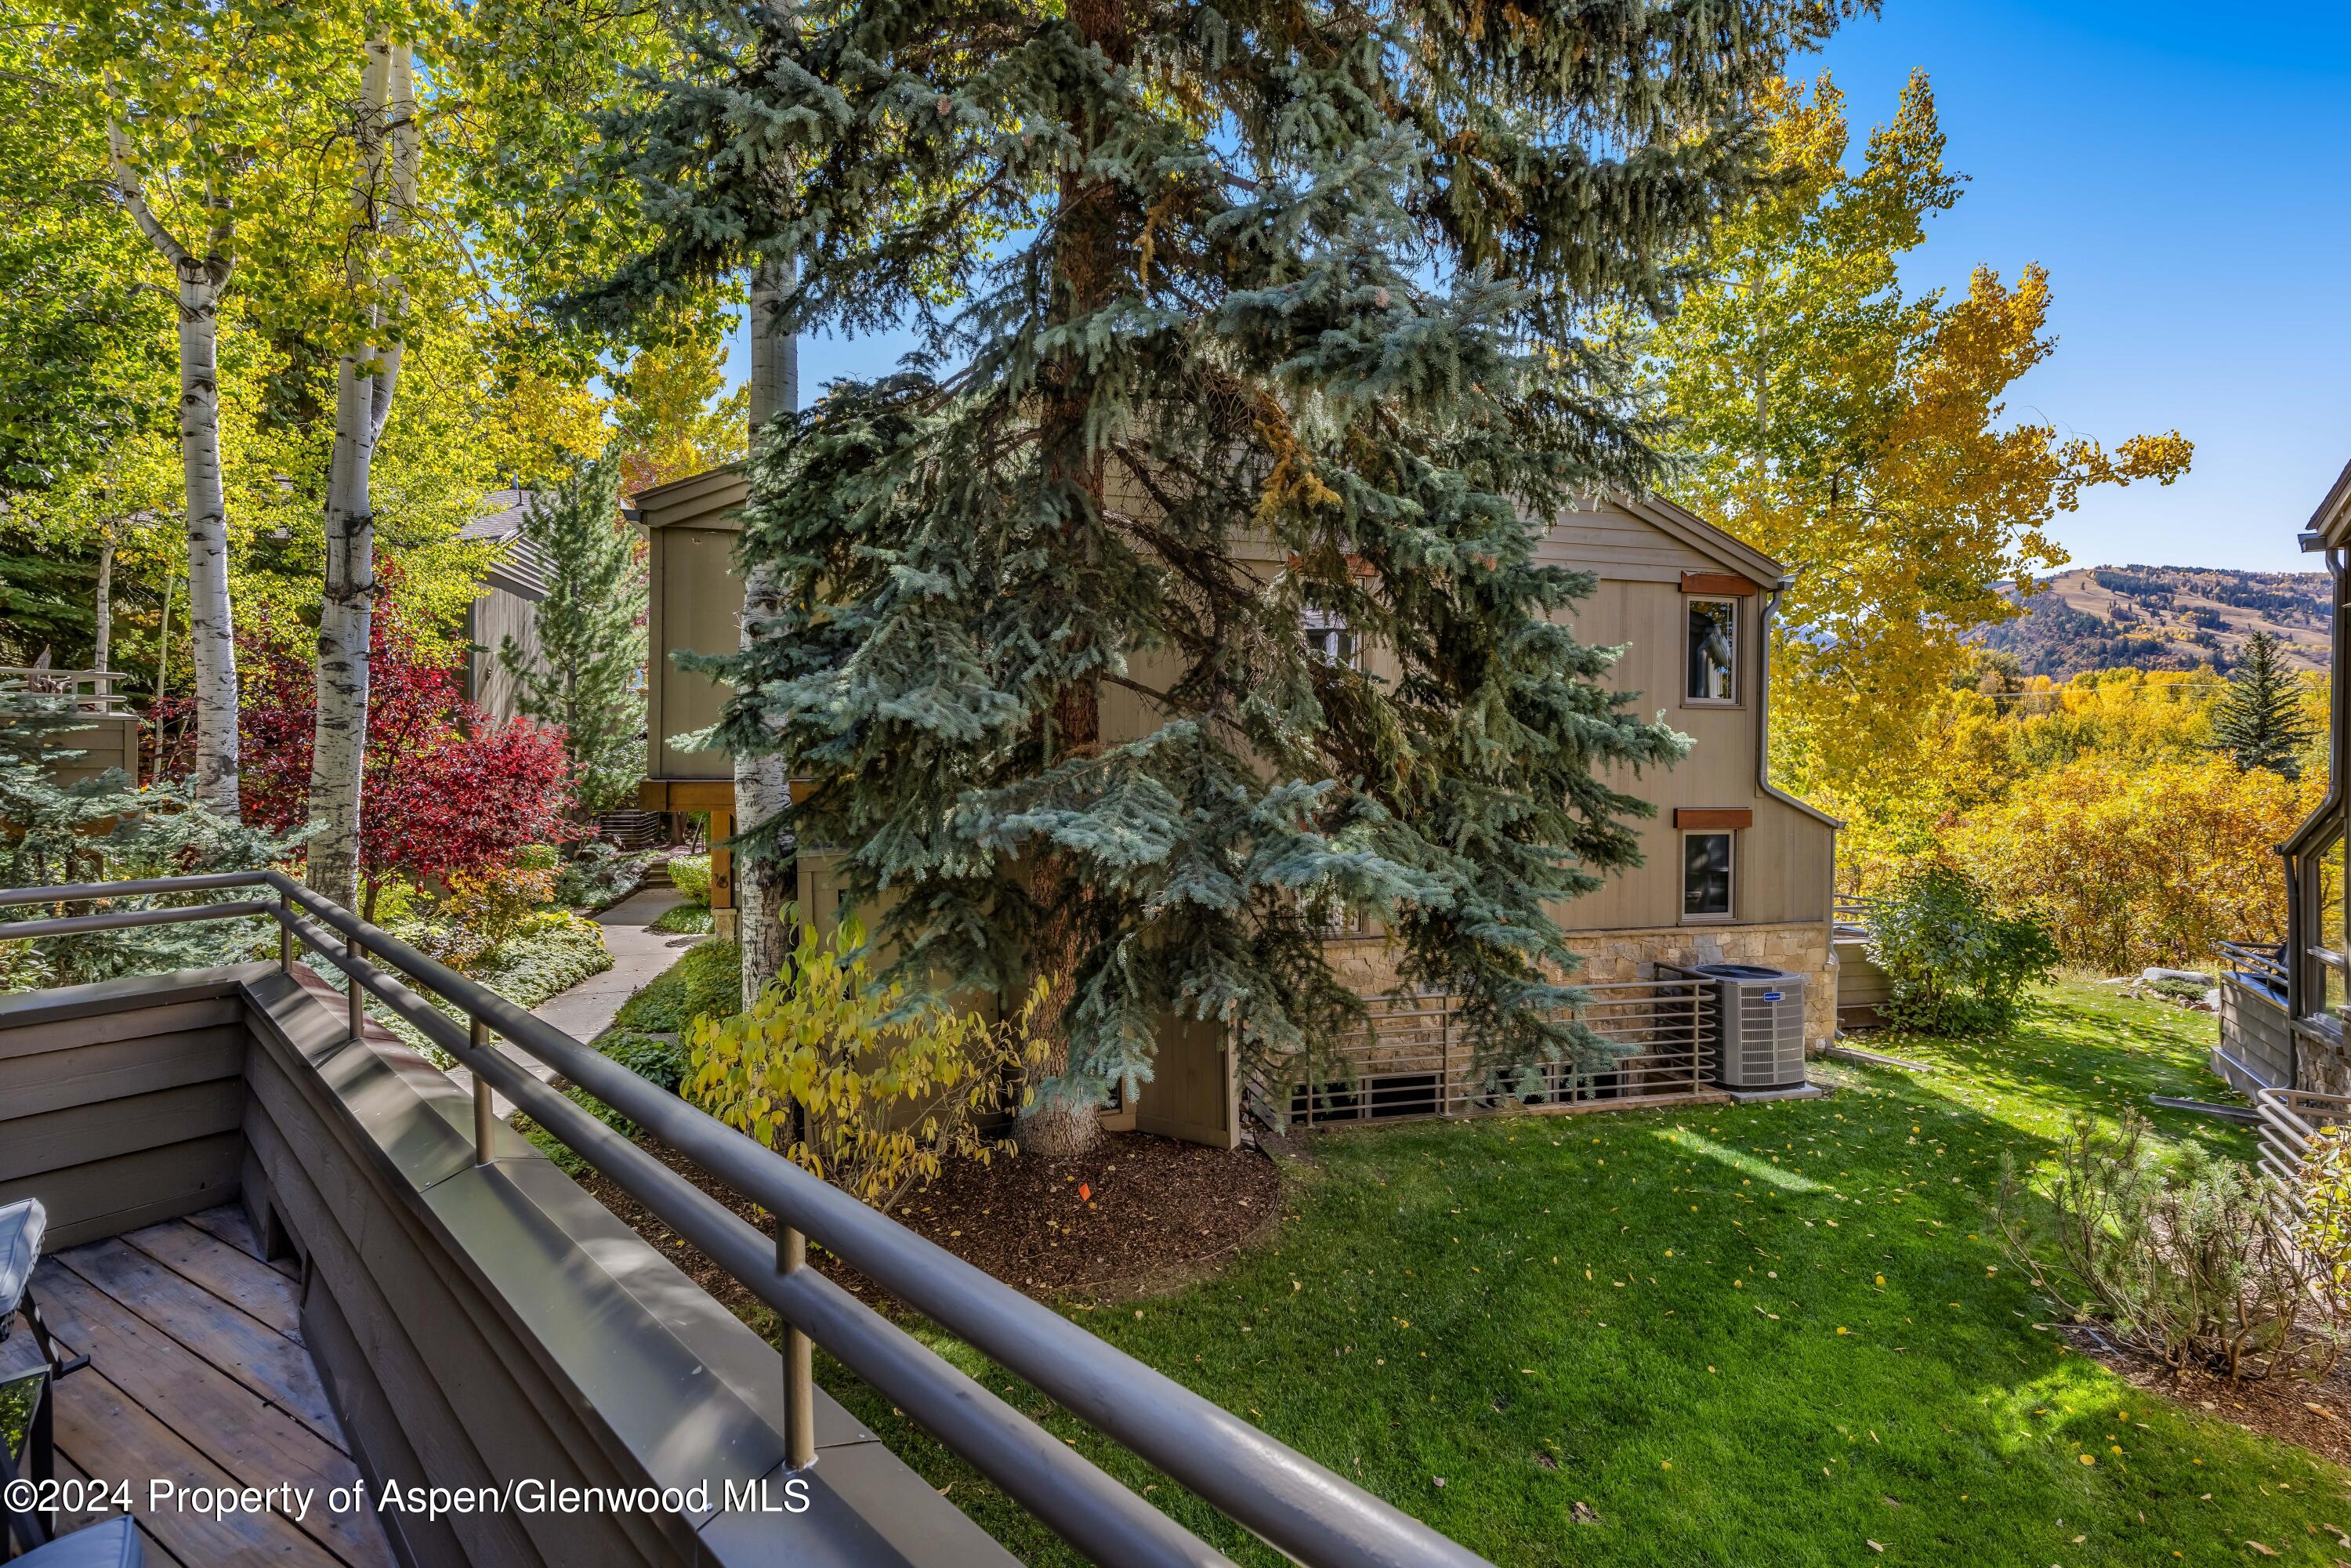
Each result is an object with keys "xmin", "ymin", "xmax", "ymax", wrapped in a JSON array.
[{"xmin": 1325, "ymin": 920, "xmax": 1838, "ymax": 1055}]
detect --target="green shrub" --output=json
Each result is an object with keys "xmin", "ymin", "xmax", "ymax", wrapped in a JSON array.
[
  {"xmin": 557, "ymin": 841, "xmax": 653, "ymax": 909},
  {"xmin": 370, "ymin": 913, "xmax": 613, "ymax": 1071},
  {"xmin": 614, "ymin": 940, "xmax": 741, "ymax": 1033},
  {"xmin": 470, "ymin": 912, "xmax": 612, "ymax": 1001},
  {"xmin": 649, "ymin": 901, "xmax": 715, "ymax": 935},
  {"xmin": 1992, "ymin": 1110, "xmax": 2346, "ymax": 1381},
  {"xmin": 1868, "ymin": 864, "xmax": 2058, "ymax": 1036},
  {"xmin": 668, "ymin": 854, "xmax": 712, "ymax": 906},
  {"xmin": 601, "ymin": 1030, "xmax": 689, "ymax": 1095}
]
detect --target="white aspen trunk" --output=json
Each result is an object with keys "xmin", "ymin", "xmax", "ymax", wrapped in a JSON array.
[
  {"xmin": 176, "ymin": 263, "xmax": 241, "ymax": 817},
  {"xmin": 736, "ymin": 263, "xmax": 797, "ymax": 1006},
  {"xmin": 306, "ymin": 38, "xmax": 417, "ymax": 908},
  {"xmin": 92, "ymin": 526, "xmax": 113, "ymax": 680},
  {"xmin": 108, "ymin": 116, "xmax": 241, "ymax": 820}
]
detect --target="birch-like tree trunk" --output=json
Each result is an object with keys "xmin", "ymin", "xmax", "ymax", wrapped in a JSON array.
[
  {"xmin": 736, "ymin": 263, "xmax": 796, "ymax": 1005},
  {"xmin": 107, "ymin": 125, "xmax": 241, "ymax": 820},
  {"xmin": 306, "ymin": 38, "xmax": 417, "ymax": 908},
  {"xmin": 92, "ymin": 525, "xmax": 114, "ymax": 680}
]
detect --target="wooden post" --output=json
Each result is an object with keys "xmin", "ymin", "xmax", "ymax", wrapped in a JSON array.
[{"xmin": 709, "ymin": 808, "xmax": 736, "ymax": 939}]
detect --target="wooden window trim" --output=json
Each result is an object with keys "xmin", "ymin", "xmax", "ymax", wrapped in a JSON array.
[
  {"xmin": 1675, "ymin": 807, "xmax": 1754, "ymax": 831},
  {"xmin": 1679, "ymin": 570, "xmax": 1759, "ymax": 597},
  {"xmin": 1681, "ymin": 829, "xmax": 1736, "ymax": 924},
  {"xmin": 1683, "ymin": 594, "xmax": 1743, "ymax": 710}
]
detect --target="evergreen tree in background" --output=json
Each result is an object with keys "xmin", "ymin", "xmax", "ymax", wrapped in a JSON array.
[
  {"xmin": 0, "ymin": 687, "xmax": 290, "ymax": 990},
  {"xmin": 569, "ymin": 0, "xmax": 1865, "ymax": 1149},
  {"xmin": 2210, "ymin": 630, "xmax": 2313, "ymax": 779},
  {"xmin": 499, "ymin": 455, "xmax": 647, "ymax": 818}
]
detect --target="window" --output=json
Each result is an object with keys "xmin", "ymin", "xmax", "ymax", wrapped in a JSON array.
[
  {"xmin": 1303, "ymin": 602, "xmax": 1360, "ymax": 668},
  {"xmin": 1686, "ymin": 597, "xmax": 1738, "ymax": 704},
  {"xmin": 1683, "ymin": 831, "xmax": 1733, "ymax": 919}
]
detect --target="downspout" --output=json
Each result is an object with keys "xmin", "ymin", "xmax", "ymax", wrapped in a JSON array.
[
  {"xmin": 1754, "ymin": 575, "xmax": 1820, "ymax": 817},
  {"xmin": 1757, "ymin": 574, "xmax": 1840, "ymax": 1048}
]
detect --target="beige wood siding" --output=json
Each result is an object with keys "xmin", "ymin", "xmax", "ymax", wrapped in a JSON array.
[
  {"xmin": 465, "ymin": 585, "xmax": 542, "ymax": 726},
  {"xmin": 647, "ymin": 523, "xmax": 742, "ymax": 780},
  {"xmin": 1539, "ymin": 503, "xmax": 1723, "ymax": 583},
  {"xmin": 46, "ymin": 715, "xmax": 141, "ymax": 788}
]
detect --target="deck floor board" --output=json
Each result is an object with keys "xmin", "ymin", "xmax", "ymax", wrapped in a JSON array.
[
  {"xmin": 50, "ymin": 1237, "xmax": 339, "ymax": 1441},
  {"xmin": 120, "ymin": 1218, "xmax": 304, "ymax": 1340},
  {"xmin": 27, "ymin": 1215, "xmax": 395, "ymax": 1568},
  {"xmin": 182, "ymin": 1202, "xmax": 301, "ymax": 1280}
]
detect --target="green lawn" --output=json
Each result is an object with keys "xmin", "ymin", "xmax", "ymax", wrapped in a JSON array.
[{"xmin": 807, "ymin": 983, "xmax": 2348, "ymax": 1566}]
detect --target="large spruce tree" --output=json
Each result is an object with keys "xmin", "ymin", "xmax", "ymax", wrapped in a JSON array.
[
  {"xmin": 570, "ymin": 0, "xmax": 1864, "ymax": 1146},
  {"xmin": 2210, "ymin": 630, "xmax": 2314, "ymax": 780}
]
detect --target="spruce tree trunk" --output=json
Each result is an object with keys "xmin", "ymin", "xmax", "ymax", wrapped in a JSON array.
[
  {"xmin": 1007, "ymin": 0, "xmax": 1135, "ymax": 1159},
  {"xmin": 305, "ymin": 38, "xmax": 415, "ymax": 909},
  {"xmin": 737, "ymin": 263, "xmax": 796, "ymax": 1005}
]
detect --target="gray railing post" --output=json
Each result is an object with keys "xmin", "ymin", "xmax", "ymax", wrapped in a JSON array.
[
  {"xmin": 781, "ymin": 1222, "xmax": 816, "ymax": 1468},
  {"xmin": 346, "ymin": 931, "xmax": 364, "ymax": 1042},
  {"xmin": 278, "ymin": 891, "xmax": 293, "ymax": 975},
  {"xmin": 472, "ymin": 1016, "xmax": 496, "ymax": 1164}
]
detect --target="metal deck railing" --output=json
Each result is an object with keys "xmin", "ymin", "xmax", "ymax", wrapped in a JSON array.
[
  {"xmin": 1273, "ymin": 978, "xmax": 1718, "ymax": 1129},
  {"xmin": 0, "ymin": 668, "xmax": 135, "ymax": 714},
  {"xmin": 0, "ymin": 870, "xmax": 1489, "ymax": 1568},
  {"xmin": 2255, "ymin": 1085, "xmax": 2351, "ymax": 1199}
]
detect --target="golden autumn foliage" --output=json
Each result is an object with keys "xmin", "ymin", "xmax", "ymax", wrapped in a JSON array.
[
  {"xmin": 1648, "ymin": 71, "xmax": 2191, "ymax": 805},
  {"xmin": 1933, "ymin": 758, "xmax": 2320, "ymax": 974},
  {"xmin": 684, "ymin": 914, "xmax": 1050, "ymax": 1213}
]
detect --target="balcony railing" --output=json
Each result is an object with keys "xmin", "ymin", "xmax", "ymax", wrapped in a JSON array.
[
  {"xmin": 0, "ymin": 668, "xmax": 135, "ymax": 714},
  {"xmin": 1273, "ymin": 978, "xmax": 1717, "ymax": 1128},
  {"xmin": 0, "ymin": 870, "xmax": 1489, "ymax": 1568}
]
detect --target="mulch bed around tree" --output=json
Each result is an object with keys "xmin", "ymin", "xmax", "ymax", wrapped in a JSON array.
[
  {"xmin": 578, "ymin": 1129, "xmax": 1285, "ymax": 1320},
  {"xmin": 2067, "ymin": 1327, "xmax": 2351, "ymax": 1471}
]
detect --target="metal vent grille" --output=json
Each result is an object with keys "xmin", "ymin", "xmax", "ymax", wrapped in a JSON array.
[{"xmin": 1665, "ymin": 965, "xmax": 1807, "ymax": 1088}]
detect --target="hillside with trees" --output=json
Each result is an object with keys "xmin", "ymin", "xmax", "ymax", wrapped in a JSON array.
[{"xmin": 1974, "ymin": 564, "xmax": 2330, "ymax": 679}]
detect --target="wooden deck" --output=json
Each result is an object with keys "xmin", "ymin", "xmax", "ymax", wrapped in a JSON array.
[{"xmin": 9, "ymin": 1206, "xmax": 396, "ymax": 1567}]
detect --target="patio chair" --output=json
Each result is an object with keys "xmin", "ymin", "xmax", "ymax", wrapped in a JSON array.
[
  {"xmin": 1, "ymin": 1199, "xmax": 92, "ymax": 1559},
  {"xmin": 3, "ymin": 1518, "xmax": 139, "ymax": 1566}
]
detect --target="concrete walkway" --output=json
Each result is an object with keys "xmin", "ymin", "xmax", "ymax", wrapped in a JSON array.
[{"xmin": 451, "ymin": 885, "xmax": 696, "ymax": 1117}]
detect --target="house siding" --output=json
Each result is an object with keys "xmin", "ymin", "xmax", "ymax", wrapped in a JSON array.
[{"xmin": 640, "ymin": 473, "xmax": 1838, "ymax": 1137}]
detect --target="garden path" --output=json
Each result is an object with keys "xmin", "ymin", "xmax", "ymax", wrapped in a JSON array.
[{"xmin": 449, "ymin": 885, "xmax": 686, "ymax": 1117}]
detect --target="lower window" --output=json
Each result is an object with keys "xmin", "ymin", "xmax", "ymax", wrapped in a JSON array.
[{"xmin": 1683, "ymin": 831, "xmax": 1733, "ymax": 918}]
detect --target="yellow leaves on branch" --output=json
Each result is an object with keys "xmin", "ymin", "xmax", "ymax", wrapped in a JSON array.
[
  {"xmin": 1648, "ymin": 68, "xmax": 2193, "ymax": 807},
  {"xmin": 1940, "ymin": 757, "xmax": 2320, "ymax": 973},
  {"xmin": 683, "ymin": 913, "xmax": 1052, "ymax": 1214}
]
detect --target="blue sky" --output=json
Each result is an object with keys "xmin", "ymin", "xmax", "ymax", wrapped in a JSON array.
[{"xmin": 729, "ymin": 2, "xmax": 2351, "ymax": 574}]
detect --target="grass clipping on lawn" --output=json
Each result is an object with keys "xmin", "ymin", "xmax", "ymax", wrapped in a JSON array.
[{"xmin": 789, "ymin": 983, "xmax": 2340, "ymax": 1567}]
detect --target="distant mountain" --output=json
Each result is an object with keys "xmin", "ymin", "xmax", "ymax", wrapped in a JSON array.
[{"xmin": 1972, "ymin": 565, "xmax": 2331, "ymax": 679}]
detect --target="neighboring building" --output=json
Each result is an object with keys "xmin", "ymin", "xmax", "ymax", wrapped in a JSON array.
[
  {"xmin": 633, "ymin": 467, "xmax": 1842, "ymax": 1143},
  {"xmin": 457, "ymin": 488, "xmax": 555, "ymax": 725},
  {"xmin": 2222, "ymin": 458, "xmax": 2351, "ymax": 1100}
]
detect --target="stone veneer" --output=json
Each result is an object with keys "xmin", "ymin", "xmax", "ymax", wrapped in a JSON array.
[{"xmin": 1325, "ymin": 919, "xmax": 1838, "ymax": 1056}]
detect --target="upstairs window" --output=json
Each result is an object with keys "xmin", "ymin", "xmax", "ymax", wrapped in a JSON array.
[
  {"xmin": 1683, "ymin": 831, "xmax": 1733, "ymax": 919},
  {"xmin": 1686, "ymin": 597, "xmax": 1738, "ymax": 704},
  {"xmin": 1303, "ymin": 602, "xmax": 1361, "ymax": 669}
]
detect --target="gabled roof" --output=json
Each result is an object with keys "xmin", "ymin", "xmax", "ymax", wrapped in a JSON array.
[
  {"xmin": 2307, "ymin": 456, "xmax": 2351, "ymax": 551},
  {"xmin": 462, "ymin": 487, "xmax": 554, "ymax": 601},
  {"xmin": 632, "ymin": 465, "xmax": 749, "ymax": 531},
  {"xmin": 1614, "ymin": 491, "xmax": 1790, "ymax": 588}
]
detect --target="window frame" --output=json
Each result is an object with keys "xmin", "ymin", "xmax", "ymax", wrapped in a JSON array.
[
  {"xmin": 1680, "ymin": 829, "xmax": 1736, "ymax": 923},
  {"xmin": 1302, "ymin": 600, "xmax": 1364, "ymax": 671},
  {"xmin": 1683, "ymin": 594, "xmax": 1742, "ymax": 708}
]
